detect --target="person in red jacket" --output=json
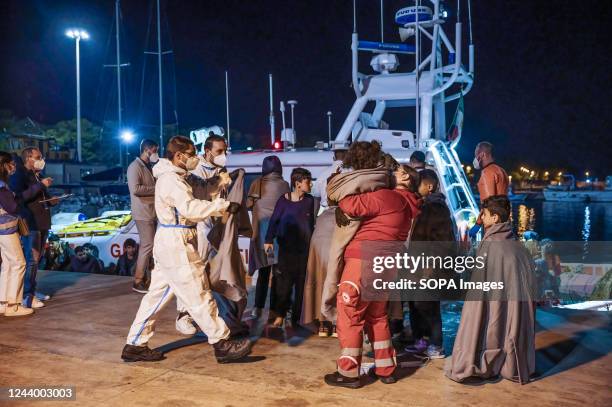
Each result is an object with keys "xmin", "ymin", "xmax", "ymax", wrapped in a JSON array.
[{"xmin": 324, "ymin": 153, "xmax": 417, "ymax": 389}]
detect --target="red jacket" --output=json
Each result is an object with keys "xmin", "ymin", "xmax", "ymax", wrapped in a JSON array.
[{"xmin": 339, "ymin": 188, "xmax": 417, "ymax": 259}]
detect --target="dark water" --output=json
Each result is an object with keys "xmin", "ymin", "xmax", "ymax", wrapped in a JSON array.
[{"xmin": 512, "ymin": 201, "xmax": 612, "ymax": 241}]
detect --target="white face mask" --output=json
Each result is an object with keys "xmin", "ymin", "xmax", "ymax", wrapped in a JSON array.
[
  {"xmin": 212, "ymin": 153, "xmax": 227, "ymax": 168},
  {"xmin": 472, "ymin": 156, "xmax": 480, "ymax": 170},
  {"xmin": 33, "ymin": 158, "xmax": 46, "ymax": 171},
  {"xmin": 149, "ymin": 152, "xmax": 159, "ymax": 163}
]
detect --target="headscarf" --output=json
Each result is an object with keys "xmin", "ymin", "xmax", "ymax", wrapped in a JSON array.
[{"xmin": 262, "ymin": 155, "xmax": 282, "ymax": 176}]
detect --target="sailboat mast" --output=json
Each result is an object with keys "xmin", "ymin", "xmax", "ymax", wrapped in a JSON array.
[
  {"xmin": 157, "ymin": 0, "xmax": 163, "ymax": 149},
  {"xmin": 115, "ymin": 0, "xmax": 123, "ymax": 165},
  {"xmin": 269, "ymin": 74, "xmax": 275, "ymax": 146}
]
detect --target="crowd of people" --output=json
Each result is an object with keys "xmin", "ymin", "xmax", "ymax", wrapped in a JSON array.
[{"xmin": 0, "ymin": 135, "xmax": 537, "ymax": 386}]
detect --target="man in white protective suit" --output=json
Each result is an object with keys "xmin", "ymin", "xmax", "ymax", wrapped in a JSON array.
[
  {"xmin": 121, "ymin": 135, "xmax": 251, "ymax": 363},
  {"xmin": 173, "ymin": 133, "xmax": 232, "ymax": 335}
]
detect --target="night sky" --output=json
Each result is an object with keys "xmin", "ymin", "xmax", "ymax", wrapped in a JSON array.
[{"xmin": 1, "ymin": 0, "xmax": 611, "ymax": 174}]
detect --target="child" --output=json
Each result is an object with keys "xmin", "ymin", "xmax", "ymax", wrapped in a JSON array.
[
  {"xmin": 264, "ymin": 168, "xmax": 315, "ymax": 328},
  {"xmin": 445, "ymin": 195, "xmax": 536, "ymax": 384},
  {"xmin": 406, "ymin": 169, "xmax": 456, "ymax": 359}
]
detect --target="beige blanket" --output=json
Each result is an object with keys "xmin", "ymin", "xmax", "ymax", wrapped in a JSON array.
[{"xmin": 320, "ymin": 167, "xmax": 391, "ymax": 322}]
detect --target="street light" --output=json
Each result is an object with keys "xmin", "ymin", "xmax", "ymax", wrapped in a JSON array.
[
  {"xmin": 120, "ymin": 129, "xmax": 135, "ymax": 167},
  {"xmin": 65, "ymin": 28, "xmax": 89, "ymax": 162}
]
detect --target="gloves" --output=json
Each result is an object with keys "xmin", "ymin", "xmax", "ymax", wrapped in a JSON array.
[{"xmin": 468, "ymin": 224, "xmax": 481, "ymax": 238}]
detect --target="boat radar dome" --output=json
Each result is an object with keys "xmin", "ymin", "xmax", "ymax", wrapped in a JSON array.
[
  {"xmin": 370, "ymin": 53, "xmax": 399, "ymax": 74},
  {"xmin": 395, "ymin": 6, "xmax": 433, "ymax": 26}
]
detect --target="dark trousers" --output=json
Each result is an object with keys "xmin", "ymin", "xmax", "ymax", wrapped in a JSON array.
[
  {"xmin": 254, "ymin": 266, "xmax": 277, "ymax": 309},
  {"xmin": 273, "ymin": 252, "xmax": 308, "ymax": 324},
  {"xmin": 408, "ymin": 301, "xmax": 442, "ymax": 346}
]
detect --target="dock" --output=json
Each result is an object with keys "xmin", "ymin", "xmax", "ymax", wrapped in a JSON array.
[{"xmin": 0, "ymin": 271, "xmax": 610, "ymax": 406}]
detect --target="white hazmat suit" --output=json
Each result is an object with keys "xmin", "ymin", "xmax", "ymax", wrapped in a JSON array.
[{"xmin": 126, "ymin": 158, "xmax": 231, "ymax": 346}]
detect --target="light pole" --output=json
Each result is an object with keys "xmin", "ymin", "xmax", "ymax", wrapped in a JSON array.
[
  {"xmin": 288, "ymin": 100, "xmax": 298, "ymax": 133},
  {"xmin": 327, "ymin": 111, "xmax": 332, "ymax": 145},
  {"xmin": 66, "ymin": 29, "xmax": 89, "ymax": 162}
]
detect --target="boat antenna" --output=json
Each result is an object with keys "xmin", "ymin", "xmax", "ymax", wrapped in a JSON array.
[
  {"xmin": 467, "ymin": 0, "xmax": 473, "ymax": 45},
  {"xmin": 269, "ymin": 74, "xmax": 275, "ymax": 146},
  {"xmin": 225, "ymin": 70, "xmax": 230, "ymax": 150},
  {"xmin": 380, "ymin": 0, "xmax": 384, "ymax": 42},
  {"xmin": 353, "ymin": 0, "xmax": 357, "ymax": 33},
  {"xmin": 457, "ymin": 0, "xmax": 461, "ymax": 22}
]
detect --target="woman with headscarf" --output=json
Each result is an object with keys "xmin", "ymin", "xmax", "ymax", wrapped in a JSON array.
[{"xmin": 246, "ymin": 155, "xmax": 290, "ymax": 319}]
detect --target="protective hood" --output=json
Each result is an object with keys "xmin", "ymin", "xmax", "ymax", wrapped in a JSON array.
[{"xmin": 152, "ymin": 158, "xmax": 185, "ymax": 179}]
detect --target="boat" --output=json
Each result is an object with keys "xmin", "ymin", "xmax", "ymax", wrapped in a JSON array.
[
  {"xmin": 221, "ymin": 0, "xmax": 479, "ymax": 244},
  {"xmin": 544, "ymin": 174, "xmax": 612, "ymax": 202}
]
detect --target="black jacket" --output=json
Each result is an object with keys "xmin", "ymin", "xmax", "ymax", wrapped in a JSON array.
[
  {"xmin": 9, "ymin": 164, "xmax": 50, "ymax": 231},
  {"xmin": 411, "ymin": 192, "xmax": 456, "ymax": 242}
]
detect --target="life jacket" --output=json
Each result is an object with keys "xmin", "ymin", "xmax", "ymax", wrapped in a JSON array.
[{"xmin": 0, "ymin": 180, "xmax": 18, "ymax": 235}]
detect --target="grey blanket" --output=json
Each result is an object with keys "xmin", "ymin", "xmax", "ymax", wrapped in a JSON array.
[{"xmin": 445, "ymin": 222, "xmax": 536, "ymax": 384}]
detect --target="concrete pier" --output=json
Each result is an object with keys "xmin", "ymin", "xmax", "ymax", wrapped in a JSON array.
[{"xmin": 0, "ymin": 271, "xmax": 610, "ymax": 406}]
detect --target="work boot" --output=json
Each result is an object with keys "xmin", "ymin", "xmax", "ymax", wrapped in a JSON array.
[
  {"xmin": 121, "ymin": 344, "xmax": 164, "ymax": 362},
  {"xmin": 324, "ymin": 372, "xmax": 362, "ymax": 389},
  {"xmin": 4, "ymin": 304, "xmax": 34, "ymax": 317},
  {"xmin": 213, "ymin": 337, "xmax": 252, "ymax": 363}
]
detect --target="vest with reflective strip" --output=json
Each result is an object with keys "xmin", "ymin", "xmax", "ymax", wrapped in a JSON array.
[{"xmin": 0, "ymin": 181, "xmax": 18, "ymax": 235}]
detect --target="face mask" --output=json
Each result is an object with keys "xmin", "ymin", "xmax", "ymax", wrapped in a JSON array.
[
  {"xmin": 212, "ymin": 153, "xmax": 227, "ymax": 168},
  {"xmin": 33, "ymin": 158, "xmax": 46, "ymax": 171},
  {"xmin": 149, "ymin": 152, "xmax": 159, "ymax": 163},
  {"xmin": 182, "ymin": 154, "xmax": 200, "ymax": 171},
  {"xmin": 472, "ymin": 156, "xmax": 480, "ymax": 170}
]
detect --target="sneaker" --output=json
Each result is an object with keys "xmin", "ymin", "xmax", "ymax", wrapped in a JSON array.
[
  {"xmin": 4, "ymin": 304, "xmax": 34, "ymax": 317},
  {"xmin": 405, "ymin": 338, "xmax": 428, "ymax": 354},
  {"xmin": 425, "ymin": 344, "xmax": 446, "ymax": 359},
  {"xmin": 0, "ymin": 303, "xmax": 6, "ymax": 314},
  {"xmin": 213, "ymin": 337, "xmax": 252, "ymax": 363},
  {"xmin": 23, "ymin": 296, "xmax": 44, "ymax": 309},
  {"xmin": 318, "ymin": 324, "xmax": 330, "ymax": 337},
  {"xmin": 324, "ymin": 372, "xmax": 362, "ymax": 389},
  {"xmin": 132, "ymin": 282, "xmax": 148, "ymax": 294},
  {"xmin": 330, "ymin": 324, "xmax": 338, "ymax": 338},
  {"xmin": 35, "ymin": 292, "xmax": 51, "ymax": 301},
  {"xmin": 121, "ymin": 344, "xmax": 164, "ymax": 362},
  {"xmin": 175, "ymin": 312, "xmax": 197, "ymax": 336}
]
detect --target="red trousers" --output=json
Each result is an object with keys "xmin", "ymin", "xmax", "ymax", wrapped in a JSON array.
[{"xmin": 336, "ymin": 258, "xmax": 396, "ymax": 378}]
